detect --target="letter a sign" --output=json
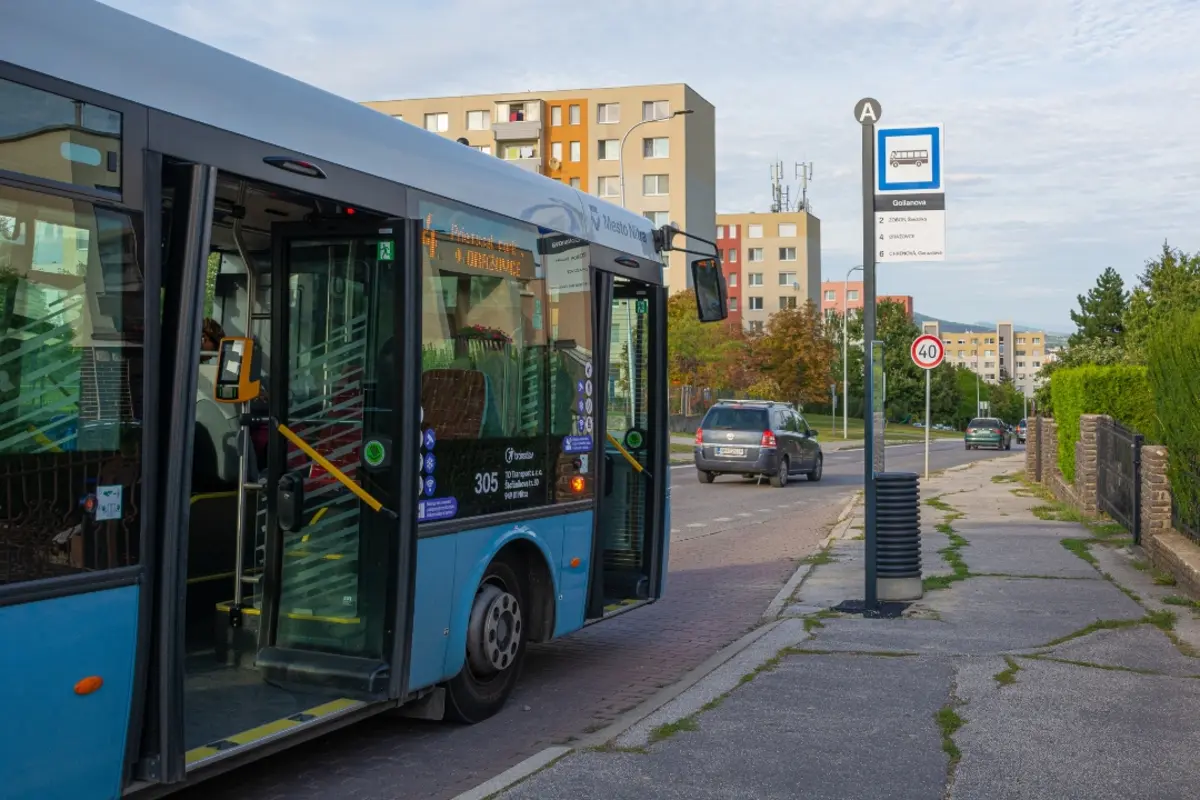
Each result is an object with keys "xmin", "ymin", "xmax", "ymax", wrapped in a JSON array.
[{"xmin": 854, "ymin": 97, "xmax": 882, "ymax": 124}]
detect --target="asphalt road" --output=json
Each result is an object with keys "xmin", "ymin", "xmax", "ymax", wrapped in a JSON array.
[{"xmin": 187, "ymin": 440, "xmax": 1020, "ymax": 800}]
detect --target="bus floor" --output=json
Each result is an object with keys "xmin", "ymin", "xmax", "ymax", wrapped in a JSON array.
[{"xmin": 184, "ymin": 653, "xmax": 344, "ymax": 752}]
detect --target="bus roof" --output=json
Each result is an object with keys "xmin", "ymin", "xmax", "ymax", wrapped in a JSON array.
[{"xmin": 4, "ymin": 0, "xmax": 661, "ymax": 264}]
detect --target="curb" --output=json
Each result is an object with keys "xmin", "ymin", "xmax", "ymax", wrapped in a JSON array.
[
  {"xmin": 761, "ymin": 491, "xmax": 862, "ymax": 622},
  {"xmin": 451, "ymin": 622, "xmax": 783, "ymax": 800}
]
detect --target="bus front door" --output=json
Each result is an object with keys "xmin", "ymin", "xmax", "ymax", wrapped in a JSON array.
[
  {"xmin": 589, "ymin": 274, "xmax": 669, "ymax": 617},
  {"xmin": 254, "ymin": 221, "xmax": 406, "ymax": 691}
]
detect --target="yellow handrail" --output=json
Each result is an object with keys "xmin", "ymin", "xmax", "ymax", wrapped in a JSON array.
[
  {"xmin": 606, "ymin": 432, "xmax": 650, "ymax": 477},
  {"xmin": 275, "ymin": 421, "xmax": 387, "ymax": 514}
]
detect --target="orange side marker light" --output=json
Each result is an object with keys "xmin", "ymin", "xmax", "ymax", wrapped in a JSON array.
[
  {"xmin": 569, "ymin": 557, "xmax": 582, "ymax": 568},
  {"xmin": 75, "ymin": 676, "xmax": 104, "ymax": 695}
]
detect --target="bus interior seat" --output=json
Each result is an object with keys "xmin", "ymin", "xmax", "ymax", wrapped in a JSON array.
[
  {"xmin": 421, "ymin": 368, "xmax": 497, "ymax": 439},
  {"xmin": 193, "ymin": 364, "xmax": 244, "ymax": 491}
]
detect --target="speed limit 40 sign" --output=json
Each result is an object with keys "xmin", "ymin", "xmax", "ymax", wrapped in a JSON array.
[{"xmin": 911, "ymin": 334, "xmax": 945, "ymax": 370}]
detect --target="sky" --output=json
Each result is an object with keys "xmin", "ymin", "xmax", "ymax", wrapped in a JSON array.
[{"xmin": 101, "ymin": 0, "xmax": 1200, "ymax": 332}]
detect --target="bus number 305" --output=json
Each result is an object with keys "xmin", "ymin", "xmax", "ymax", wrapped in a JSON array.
[{"xmin": 474, "ymin": 471, "xmax": 499, "ymax": 494}]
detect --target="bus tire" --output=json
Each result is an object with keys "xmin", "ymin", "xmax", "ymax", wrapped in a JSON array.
[{"xmin": 445, "ymin": 557, "xmax": 527, "ymax": 724}]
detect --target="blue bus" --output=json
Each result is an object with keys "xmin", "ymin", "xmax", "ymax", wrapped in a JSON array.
[{"xmin": 0, "ymin": 2, "xmax": 728, "ymax": 798}]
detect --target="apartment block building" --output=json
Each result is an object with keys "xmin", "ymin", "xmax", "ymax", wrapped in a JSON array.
[
  {"xmin": 921, "ymin": 320, "xmax": 1049, "ymax": 397},
  {"xmin": 820, "ymin": 282, "xmax": 913, "ymax": 319},
  {"xmin": 715, "ymin": 211, "xmax": 821, "ymax": 332},
  {"xmin": 362, "ymin": 84, "xmax": 715, "ymax": 293}
]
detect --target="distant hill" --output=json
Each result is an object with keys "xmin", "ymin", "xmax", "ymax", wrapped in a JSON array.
[{"xmin": 913, "ymin": 312, "xmax": 1069, "ymax": 346}]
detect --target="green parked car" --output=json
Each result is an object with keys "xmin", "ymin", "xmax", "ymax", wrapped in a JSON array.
[{"xmin": 964, "ymin": 417, "xmax": 1012, "ymax": 450}]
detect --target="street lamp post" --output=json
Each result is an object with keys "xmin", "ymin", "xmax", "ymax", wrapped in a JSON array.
[
  {"xmin": 843, "ymin": 265, "xmax": 863, "ymax": 439},
  {"xmin": 618, "ymin": 109, "xmax": 693, "ymax": 208}
]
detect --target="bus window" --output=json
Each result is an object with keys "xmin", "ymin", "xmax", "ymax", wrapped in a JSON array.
[
  {"xmin": 418, "ymin": 196, "xmax": 550, "ymax": 521},
  {"xmin": 0, "ymin": 182, "xmax": 144, "ymax": 584}
]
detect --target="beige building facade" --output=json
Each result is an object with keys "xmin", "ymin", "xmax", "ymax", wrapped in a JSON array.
[
  {"xmin": 362, "ymin": 83, "xmax": 715, "ymax": 293},
  {"xmin": 714, "ymin": 211, "xmax": 820, "ymax": 332},
  {"xmin": 921, "ymin": 320, "xmax": 1049, "ymax": 397}
]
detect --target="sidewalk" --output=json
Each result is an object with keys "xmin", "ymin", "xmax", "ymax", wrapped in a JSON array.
[{"xmin": 477, "ymin": 455, "xmax": 1200, "ymax": 800}]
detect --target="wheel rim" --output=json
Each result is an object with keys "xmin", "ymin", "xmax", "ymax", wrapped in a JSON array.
[{"xmin": 465, "ymin": 582, "xmax": 522, "ymax": 679}]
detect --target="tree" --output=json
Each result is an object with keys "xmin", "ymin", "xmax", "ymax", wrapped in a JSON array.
[
  {"xmin": 1068, "ymin": 267, "xmax": 1128, "ymax": 347},
  {"xmin": 929, "ymin": 362, "xmax": 962, "ymax": 426},
  {"xmin": 1123, "ymin": 241, "xmax": 1200, "ymax": 359},
  {"xmin": 749, "ymin": 300, "xmax": 836, "ymax": 407},
  {"xmin": 875, "ymin": 300, "xmax": 923, "ymax": 422}
]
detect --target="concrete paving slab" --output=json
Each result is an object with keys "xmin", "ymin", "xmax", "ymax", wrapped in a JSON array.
[
  {"xmin": 502, "ymin": 653, "xmax": 953, "ymax": 800},
  {"xmin": 1038, "ymin": 624, "xmax": 1200, "ymax": 677},
  {"xmin": 952, "ymin": 657, "xmax": 1200, "ymax": 800},
  {"xmin": 954, "ymin": 531, "xmax": 1102, "ymax": 579}
]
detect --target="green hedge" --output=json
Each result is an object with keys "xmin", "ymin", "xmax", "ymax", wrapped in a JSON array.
[
  {"xmin": 1147, "ymin": 312, "xmax": 1200, "ymax": 533},
  {"xmin": 1049, "ymin": 364, "xmax": 1155, "ymax": 482}
]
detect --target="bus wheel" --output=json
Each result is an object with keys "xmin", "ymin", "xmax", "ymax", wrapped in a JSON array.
[{"xmin": 445, "ymin": 558, "xmax": 527, "ymax": 724}]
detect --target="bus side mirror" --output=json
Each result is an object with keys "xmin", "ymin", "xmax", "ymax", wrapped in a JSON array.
[
  {"xmin": 690, "ymin": 258, "xmax": 728, "ymax": 323},
  {"xmin": 213, "ymin": 337, "xmax": 262, "ymax": 404}
]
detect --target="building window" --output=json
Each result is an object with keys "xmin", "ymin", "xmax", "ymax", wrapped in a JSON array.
[
  {"xmin": 729, "ymin": 297, "xmax": 738, "ymax": 311},
  {"xmin": 824, "ymin": 290, "xmax": 836, "ymax": 301},
  {"xmin": 550, "ymin": 141, "xmax": 563, "ymax": 161},
  {"xmin": 597, "ymin": 176, "xmax": 619, "ymax": 197},
  {"xmin": 958, "ymin": 350, "xmax": 965, "ymax": 358},
  {"xmin": 569, "ymin": 141, "xmax": 581, "ymax": 162},
  {"xmin": 569, "ymin": 177, "xmax": 581, "ymax": 189},
  {"xmin": 466, "ymin": 110, "xmax": 491, "ymax": 130},
  {"xmin": 501, "ymin": 144, "xmax": 537, "ymax": 161},
  {"xmin": 643, "ymin": 137, "xmax": 669, "ymax": 158},
  {"xmin": 747, "ymin": 248, "xmax": 764, "ymax": 262},
  {"xmin": 551, "ymin": 106, "xmax": 563, "ymax": 126},
  {"xmin": 779, "ymin": 296, "xmax": 797, "ymax": 310},
  {"xmin": 716, "ymin": 225, "xmax": 725, "ymax": 238},
  {"xmin": 778, "ymin": 223, "xmax": 797, "ymax": 237},
  {"xmin": 643, "ymin": 174, "xmax": 669, "ymax": 196},
  {"xmin": 1017, "ymin": 361, "xmax": 1026, "ymax": 367},
  {"xmin": 391, "ymin": 114, "xmax": 404, "ymax": 122},
  {"xmin": 728, "ymin": 248, "xmax": 737, "ymax": 263},
  {"xmin": 984, "ymin": 361, "xmax": 995, "ymax": 368},
  {"xmin": 643, "ymin": 210, "xmax": 669, "ymax": 228},
  {"xmin": 1016, "ymin": 337, "xmax": 1026, "ymax": 344},
  {"xmin": 474, "ymin": 145, "xmax": 492, "ymax": 155},
  {"xmin": 747, "ymin": 224, "xmax": 763, "ymax": 238},
  {"xmin": 642, "ymin": 100, "xmax": 670, "ymax": 121},
  {"xmin": 748, "ymin": 320, "xmax": 765, "ymax": 333},
  {"xmin": 597, "ymin": 139, "xmax": 619, "ymax": 160},
  {"xmin": 748, "ymin": 296, "xmax": 764, "ymax": 310},
  {"xmin": 597, "ymin": 103, "xmax": 619, "ymax": 124},
  {"xmin": 424, "ymin": 112, "xmax": 448, "ymax": 132},
  {"xmin": 985, "ymin": 349, "xmax": 994, "ymax": 357},
  {"xmin": 568, "ymin": 104, "xmax": 581, "ymax": 125},
  {"xmin": 1033, "ymin": 337, "xmax": 1042, "ymax": 344},
  {"xmin": 1033, "ymin": 361, "xmax": 1042, "ymax": 367},
  {"xmin": 748, "ymin": 273, "xmax": 764, "ymax": 286},
  {"xmin": 779, "ymin": 247, "xmax": 797, "ymax": 261},
  {"xmin": 847, "ymin": 290, "xmax": 859, "ymax": 301},
  {"xmin": 986, "ymin": 373, "xmax": 995, "ymax": 380},
  {"xmin": 728, "ymin": 273, "xmax": 738, "ymax": 287},
  {"xmin": 779, "ymin": 271, "xmax": 796, "ymax": 286}
]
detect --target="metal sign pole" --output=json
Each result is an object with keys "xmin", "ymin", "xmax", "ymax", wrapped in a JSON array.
[
  {"xmin": 924, "ymin": 368, "xmax": 931, "ymax": 481},
  {"xmin": 854, "ymin": 97, "xmax": 881, "ymax": 614}
]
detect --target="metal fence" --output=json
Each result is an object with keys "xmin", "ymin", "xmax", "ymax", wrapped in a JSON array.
[
  {"xmin": 1170, "ymin": 459, "xmax": 1200, "ymax": 546},
  {"xmin": 1095, "ymin": 417, "xmax": 1144, "ymax": 543}
]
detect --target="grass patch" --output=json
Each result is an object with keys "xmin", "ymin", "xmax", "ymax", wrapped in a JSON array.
[
  {"xmin": 1060, "ymin": 538, "xmax": 1098, "ymax": 565},
  {"xmin": 802, "ymin": 608, "xmax": 840, "ymax": 633},
  {"xmin": 991, "ymin": 472, "xmax": 1021, "ymax": 483},
  {"xmin": 1163, "ymin": 595, "xmax": 1200, "ymax": 611},
  {"xmin": 1146, "ymin": 609, "xmax": 1177, "ymax": 632},
  {"xmin": 935, "ymin": 703, "xmax": 965, "ymax": 768},
  {"xmin": 1131, "ymin": 559, "xmax": 1150, "ymax": 572},
  {"xmin": 993, "ymin": 656, "xmax": 1021, "ymax": 686},
  {"xmin": 1089, "ymin": 521, "xmax": 1128, "ymax": 540},
  {"xmin": 1152, "ymin": 570, "xmax": 1178, "ymax": 587},
  {"xmin": 647, "ymin": 716, "xmax": 699, "ymax": 744},
  {"xmin": 925, "ymin": 495, "xmax": 955, "ymax": 512},
  {"xmin": 800, "ymin": 549, "xmax": 836, "ymax": 566},
  {"xmin": 1040, "ymin": 617, "xmax": 1144, "ymax": 648},
  {"xmin": 924, "ymin": 525, "xmax": 971, "ymax": 592},
  {"xmin": 1026, "ymin": 654, "xmax": 1163, "ymax": 676}
]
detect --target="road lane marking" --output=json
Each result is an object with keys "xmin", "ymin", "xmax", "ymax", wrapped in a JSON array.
[
  {"xmin": 686, "ymin": 523, "xmax": 705, "ymax": 528},
  {"xmin": 713, "ymin": 517, "xmax": 733, "ymax": 522}
]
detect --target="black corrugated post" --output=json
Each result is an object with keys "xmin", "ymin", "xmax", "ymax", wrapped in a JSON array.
[{"xmin": 854, "ymin": 97, "xmax": 881, "ymax": 614}]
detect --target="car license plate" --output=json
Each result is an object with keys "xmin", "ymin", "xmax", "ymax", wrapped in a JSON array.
[{"xmin": 715, "ymin": 446, "xmax": 745, "ymax": 458}]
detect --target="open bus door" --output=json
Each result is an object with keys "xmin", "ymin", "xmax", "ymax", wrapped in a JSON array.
[{"xmin": 585, "ymin": 236, "xmax": 727, "ymax": 620}]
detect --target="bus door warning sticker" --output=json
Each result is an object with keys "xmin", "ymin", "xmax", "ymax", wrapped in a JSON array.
[{"xmin": 418, "ymin": 497, "xmax": 457, "ymax": 522}]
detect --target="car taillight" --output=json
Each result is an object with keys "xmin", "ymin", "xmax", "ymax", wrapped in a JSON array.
[
  {"xmin": 761, "ymin": 430, "xmax": 777, "ymax": 447},
  {"xmin": 695, "ymin": 427, "xmax": 704, "ymax": 445}
]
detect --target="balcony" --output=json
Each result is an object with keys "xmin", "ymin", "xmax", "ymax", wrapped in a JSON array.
[
  {"xmin": 501, "ymin": 156, "xmax": 543, "ymax": 174},
  {"xmin": 492, "ymin": 118, "xmax": 542, "ymax": 142}
]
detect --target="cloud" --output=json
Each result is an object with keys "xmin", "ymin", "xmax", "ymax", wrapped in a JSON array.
[{"xmin": 99, "ymin": 0, "xmax": 1200, "ymax": 330}]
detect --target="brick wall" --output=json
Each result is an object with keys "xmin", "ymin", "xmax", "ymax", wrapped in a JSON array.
[
  {"xmin": 1141, "ymin": 444, "xmax": 1200, "ymax": 597},
  {"xmin": 1075, "ymin": 414, "xmax": 1101, "ymax": 514},
  {"xmin": 1025, "ymin": 417, "xmax": 1039, "ymax": 480}
]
